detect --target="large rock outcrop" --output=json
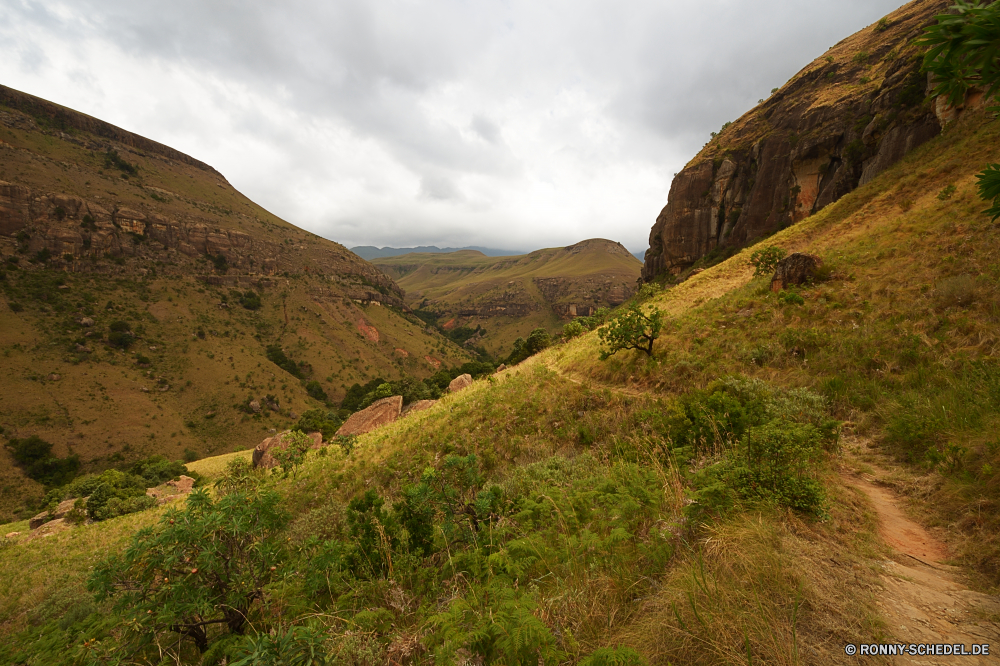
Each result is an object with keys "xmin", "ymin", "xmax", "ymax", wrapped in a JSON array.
[
  {"xmin": 642, "ymin": 0, "xmax": 961, "ymax": 281},
  {"xmin": 336, "ymin": 396, "xmax": 404, "ymax": 437}
]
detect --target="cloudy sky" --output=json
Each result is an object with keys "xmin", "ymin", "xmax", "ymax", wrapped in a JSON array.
[{"xmin": 1, "ymin": 0, "xmax": 905, "ymax": 254}]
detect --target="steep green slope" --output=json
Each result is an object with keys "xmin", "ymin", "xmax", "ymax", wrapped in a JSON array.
[
  {"xmin": 0, "ymin": 87, "xmax": 472, "ymax": 520},
  {"xmin": 374, "ymin": 239, "xmax": 642, "ymax": 354}
]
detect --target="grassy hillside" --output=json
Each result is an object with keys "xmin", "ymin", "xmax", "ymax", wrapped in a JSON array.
[
  {"xmin": 0, "ymin": 87, "xmax": 473, "ymax": 521},
  {"xmin": 374, "ymin": 239, "xmax": 642, "ymax": 355},
  {"xmin": 1, "ymin": 75, "xmax": 997, "ymax": 666}
]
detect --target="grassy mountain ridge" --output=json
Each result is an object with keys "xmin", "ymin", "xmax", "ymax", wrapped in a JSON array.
[
  {"xmin": 0, "ymin": 86, "xmax": 473, "ymax": 520},
  {"xmin": 374, "ymin": 238, "xmax": 642, "ymax": 354}
]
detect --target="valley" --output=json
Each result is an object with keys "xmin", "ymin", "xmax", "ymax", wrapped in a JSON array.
[{"xmin": 1, "ymin": 0, "xmax": 1000, "ymax": 663}]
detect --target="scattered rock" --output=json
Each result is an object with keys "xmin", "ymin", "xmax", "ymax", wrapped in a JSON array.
[
  {"xmin": 770, "ymin": 253, "xmax": 822, "ymax": 292},
  {"xmin": 148, "ymin": 345, "xmax": 157, "ymax": 351},
  {"xmin": 140, "ymin": 386, "xmax": 150, "ymax": 392},
  {"xmin": 495, "ymin": 364, "xmax": 506, "ymax": 373},
  {"xmin": 252, "ymin": 431, "xmax": 324, "ymax": 469},
  {"xmin": 249, "ymin": 400, "xmax": 261, "ymax": 413},
  {"xmin": 401, "ymin": 399, "xmax": 437, "ymax": 416},
  {"xmin": 47, "ymin": 373, "xmax": 60, "ymax": 381},
  {"xmin": 4, "ymin": 531, "xmax": 19, "ymax": 539},
  {"xmin": 336, "ymin": 396, "xmax": 403, "ymax": 437},
  {"xmin": 75, "ymin": 344, "xmax": 92, "ymax": 353},
  {"xmin": 158, "ymin": 385, "xmax": 170, "ymax": 392},
  {"xmin": 29, "ymin": 497, "xmax": 82, "ymax": 529},
  {"xmin": 449, "ymin": 374, "xmax": 473, "ymax": 393},
  {"xmin": 79, "ymin": 317, "xmax": 94, "ymax": 327},
  {"xmin": 289, "ymin": 411, "xmax": 298, "ymax": 420}
]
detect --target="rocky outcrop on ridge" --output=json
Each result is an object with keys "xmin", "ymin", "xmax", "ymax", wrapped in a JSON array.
[
  {"xmin": 252, "ymin": 431, "xmax": 324, "ymax": 469},
  {"xmin": 642, "ymin": 0, "xmax": 961, "ymax": 280},
  {"xmin": 336, "ymin": 396, "xmax": 404, "ymax": 437}
]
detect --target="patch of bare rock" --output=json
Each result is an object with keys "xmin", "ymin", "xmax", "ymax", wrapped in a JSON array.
[
  {"xmin": 449, "ymin": 374, "xmax": 473, "ymax": 393},
  {"xmin": 771, "ymin": 252, "xmax": 822, "ymax": 292},
  {"xmin": 336, "ymin": 396, "xmax": 403, "ymax": 437}
]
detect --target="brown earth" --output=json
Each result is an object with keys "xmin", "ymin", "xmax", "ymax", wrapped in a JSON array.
[{"xmin": 845, "ymin": 471, "xmax": 1000, "ymax": 665}]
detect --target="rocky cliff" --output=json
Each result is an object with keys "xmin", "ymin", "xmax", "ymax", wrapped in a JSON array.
[{"xmin": 641, "ymin": 0, "xmax": 980, "ymax": 280}]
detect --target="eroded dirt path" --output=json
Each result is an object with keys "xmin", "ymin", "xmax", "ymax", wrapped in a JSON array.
[{"xmin": 844, "ymin": 472, "xmax": 1000, "ymax": 665}]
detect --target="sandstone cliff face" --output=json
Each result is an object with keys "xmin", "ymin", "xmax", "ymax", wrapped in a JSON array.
[{"xmin": 642, "ymin": 0, "xmax": 959, "ymax": 280}]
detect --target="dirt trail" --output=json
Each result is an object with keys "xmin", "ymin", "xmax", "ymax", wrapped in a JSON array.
[{"xmin": 845, "ymin": 472, "xmax": 1000, "ymax": 665}]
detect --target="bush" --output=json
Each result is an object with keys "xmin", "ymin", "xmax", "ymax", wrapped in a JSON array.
[
  {"xmin": 239, "ymin": 290, "xmax": 262, "ymax": 310},
  {"xmin": 266, "ymin": 344, "xmax": 302, "ymax": 378},
  {"xmin": 231, "ymin": 624, "xmax": 329, "ymax": 666},
  {"xmin": 89, "ymin": 489, "xmax": 289, "ymax": 654},
  {"xmin": 563, "ymin": 320, "xmax": 585, "ymax": 340},
  {"xmin": 598, "ymin": 304, "xmax": 664, "ymax": 359},
  {"xmin": 777, "ymin": 290, "xmax": 805, "ymax": 306},
  {"xmin": 270, "ymin": 430, "xmax": 313, "ymax": 477},
  {"xmin": 749, "ymin": 246, "xmax": 786, "ymax": 277},
  {"xmin": 5, "ymin": 435, "xmax": 80, "ymax": 487},
  {"xmin": 305, "ymin": 380, "xmax": 328, "ymax": 403},
  {"xmin": 296, "ymin": 409, "xmax": 342, "ymax": 440}
]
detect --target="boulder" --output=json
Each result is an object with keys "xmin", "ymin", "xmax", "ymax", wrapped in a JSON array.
[
  {"xmin": 249, "ymin": 399, "xmax": 261, "ymax": 413},
  {"xmin": 336, "ymin": 396, "xmax": 403, "ymax": 437},
  {"xmin": 495, "ymin": 364, "xmax": 507, "ymax": 373},
  {"xmin": 80, "ymin": 317, "xmax": 94, "ymax": 327},
  {"xmin": 401, "ymin": 399, "xmax": 437, "ymax": 416},
  {"xmin": 252, "ymin": 430, "xmax": 323, "ymax": 469},
  {"xmin": 770, "ymin": 253, "xmax": 822, "ymax": 292},
  {"xmin": 29, "ymin": 497, "xmax": 81, "ymax": 529},
  {"xmin": 449, "ymin": 374, "xmax": 473, "ymax": 393},
  {"xmin": 47, "ymin": 373, "xmax": 60, "ymax": 381}
]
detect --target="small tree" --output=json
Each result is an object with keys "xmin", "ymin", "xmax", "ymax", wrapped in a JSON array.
[
  {"xmin": 270, "ymin": 430, "xmax": 314, "ymax": 477},
  {"xmin": 598, "ymin": 304, "xmax": 664, "ymax": 359},
  {"xmin": 88, "ymin": 489, "xmax": 289, "ymax": 655},
  {"xmin": 748, "ymin": 246, "xmax": 786, "ymax": 277}
]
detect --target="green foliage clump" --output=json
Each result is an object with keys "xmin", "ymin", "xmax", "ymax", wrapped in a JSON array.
[
  {"xmin": 210, "ymin": 253, "xmax": 229, "ymax": 274},
  {"xmin": 777, "ymin": 290, "xmax": 805, "ymax": 306},
  {"xmin": 89, "ymin": 489, "xmax": 289, "ymax": 655},
  {"xmin": 230, "ymin": 624, "xmax": 329, "ymax": 666},
  {"xmin": 238, "ymin": 290, "xmax": 262, "ymax": 310},
  {"xmin": 84, "ymin": 470, "xmax": 155, "ymax": 521},
  {"xmin": 265, "ymin": 344, "xmax": 302, "ymax": 378},
  {"xmin": 5, "ymin": 435, "xmax": 80, "ymax": 487},
  {"xmin": 103, "ymin": 149, "xmax": 138, "ymax": 176},
  {"xmin": 270, "ymin": 430, "xmax": 313, "ymax": 477},
  {"xmin": 598, "ymin": 304, "xmax": 664, "ymax": 359},
  {"xmin": 297, "ymin": 409, "xmax": 342, "ymax": 440},
  {"xmin": 977, "ymin": 164, "xmax": 1000, "ymax": 221},
  {"xmin": 304, "ymin": 380, "xmax": 328, "ymax": 403},
  {"xmin": 505, "ymin": 327, "xmax": 552, "ymax": 365},
  {"xmin": 644, "ymin": 378, "xmax": 836, "ymax": 518},
  {"xmin": 749, "ymin": 246, "xmax": 786, "ymax": 277},
  {"xmin": 107, "ymin": 320, "xmax": 135, "ymax": 349}
]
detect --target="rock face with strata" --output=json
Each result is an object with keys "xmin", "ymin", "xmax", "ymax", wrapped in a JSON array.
[
  {"xmin": 642, "ymin": 0, "xmax": 957, "ymax": 281},
  {"xmin": 252, "ymin": 431, "xmax": 324, "ymax": 469},
  {"xmin": 336, "ymin": 396, "xmax": 404, "ymax": 437},
  {"xmin": 401, "ymin": 399, "xmax": 437, "ymax": 416}
]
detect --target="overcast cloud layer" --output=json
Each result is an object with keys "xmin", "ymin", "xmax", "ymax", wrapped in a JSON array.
[{"xmin": 0, "ymin": 0, "xmax": 906, "ymax": 254}]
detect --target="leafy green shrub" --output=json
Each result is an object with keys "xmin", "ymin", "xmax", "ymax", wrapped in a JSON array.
[
  {"xmin": 5, "ymin": 435, "xmax": 80, "ymax": 487},
  {"xmin": 239, "ymin": 290, "xmax": 262, "ymax": 310},
  {"xmin": 103, "ymin": 149, "xmax": 138, "ymax": 176},
  {"xmin": 266, "ymin": 344, "xmax": 302, "ymax": 378},
  {"xmin": 215, "ymin": 457, "xmax": 265, "ymax": 496},
  {"xmin": 85, "ymin": 470, "xmax": 151, "ymax": 521},
  {"xmin": 777, "ymin": 290, "xmax": 805, "ymax": 306},
  {"xmin": 598, "ymin": 304, "xmax": 664, "ymax": 359},
  {"xmin": 977, "ymin": 164, "xmax": 1000, "ymax": 221},
  {"xmin": 231, "ymin": 624, "xmax": 329, "ymax": 666},
  {"xmin": 32, "ymin": 248, "xmax": 51, "ymax": 264},
  {"xmin": 296, "ymin": 409, "xmax": 342, "ymax": 440},
  {"xmin": 938, "ymin": 184, "xmax": 957, "ymax": 200},
  {"xmin": 749, "ymin": 246, "xmax": 786, "ymax": 277},
  {"xmin": 211, "ymin": 254, "xmax": 229, "ymax": 273},
  {"xmin": 107, "ymin": 320, "xmax": 135, "ymax": 349},
  {"xmin": 305, "ymin": 380, "xmax": 328, "ymax": 403},
  {"xmin": 8, "ymin": 301, "xmax": 23, "ymax": 312},
  {"xmin": 89, "ymin": 489, "xmax": 289, "ymax": 654},
  {"xmin": 270, "ymin": 430, "xmax": 313, "ymax": 477},
  {"xmin": 563, "ymin": 319, "xmax": 585, "ymax": 340}
]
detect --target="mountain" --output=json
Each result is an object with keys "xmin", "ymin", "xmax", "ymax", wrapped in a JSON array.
[
  {"xmin": 351, "ymin": 245, "xmax": 526, "ymax": 260},
  {"xmin": 642, "ymin": 0, "xmax": 950, "ymax": 281},
  {"xmin": 372, "ymin": 239, "xmax": 642, "ymax": 354},
  {"xmin": 0, "ymin": 85, "xmax": 473, "ymax": 518},
  {"xmin": 3, "ymin": 1, "xmax": 1000, "ymax": 662}
]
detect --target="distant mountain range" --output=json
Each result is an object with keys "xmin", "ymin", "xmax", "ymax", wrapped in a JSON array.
[{"xmin": 352, "ymin": 245, "xmax": 527, "ymax": 260}]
